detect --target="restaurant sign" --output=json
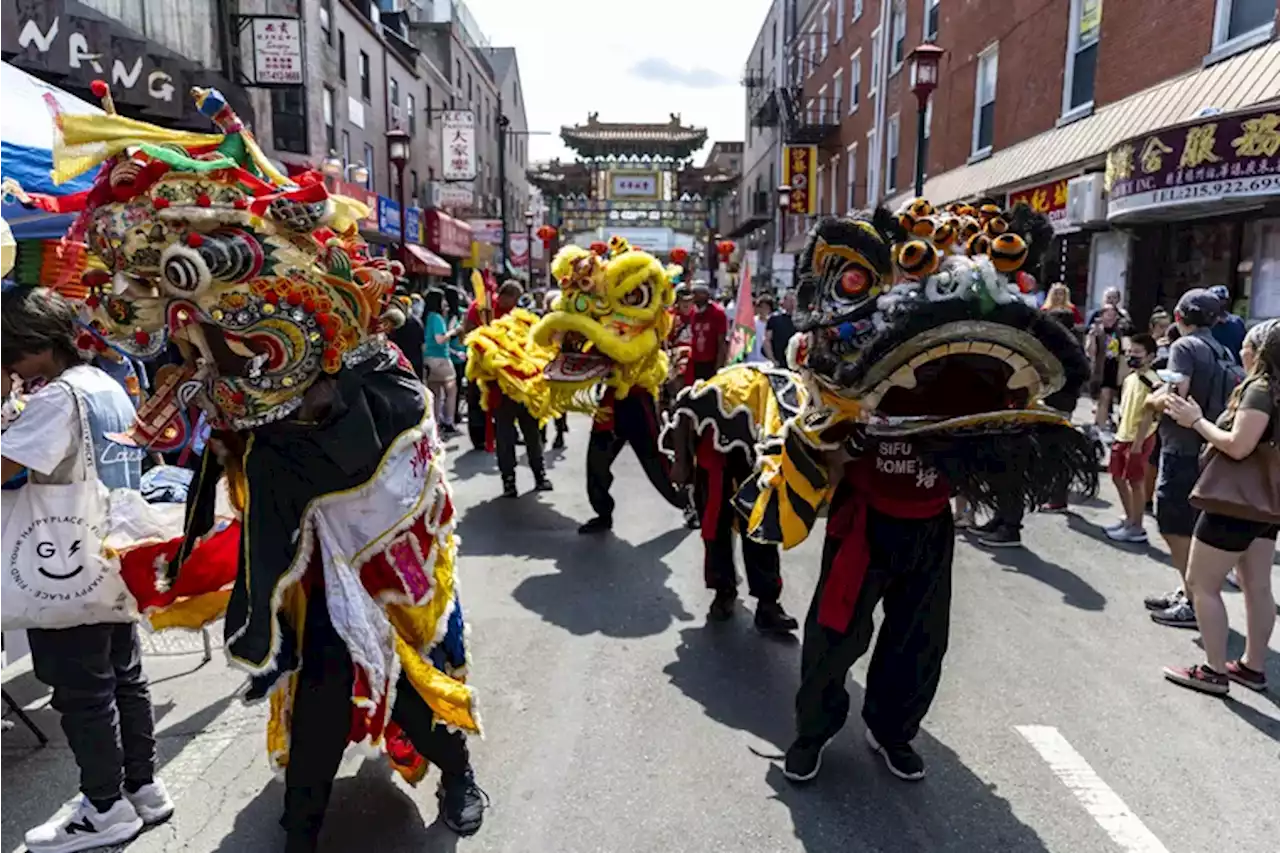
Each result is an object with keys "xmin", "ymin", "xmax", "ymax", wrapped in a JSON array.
[
  {"xmin": 1008, "ymin": 177, "xmax": 1069, "ymax": 231},
  {"xmin": 441, "ymin": 111, "xmax": 476, "ymax": 182},
  {"xmin": 1106, "ymin": 106, "xmax": 1280, "ymax": 220},
  {"xmin": 783, "ymin": 146, "xmax": 817, "ymax": 215}
]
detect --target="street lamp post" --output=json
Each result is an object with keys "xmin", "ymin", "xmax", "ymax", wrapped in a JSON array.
[
  {"xmin": 776, "ymin": 184, "xmax": 793, "ymax": 288},
  {"xmin": 386, "ymin": 128, "xmax": 411, "ymax": 263},
  {"xmin": 524, "ymin": 209, "xmax": 534, "ymax": 286},
  {"xmin": 908, "ymin": 42, "xmax": 945, "ymax": 198}
]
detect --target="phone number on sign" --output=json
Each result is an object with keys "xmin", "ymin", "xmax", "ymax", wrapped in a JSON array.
[{"xmin": 1114, "ymin": 174, "xmax": 1280, "ymax": 212}]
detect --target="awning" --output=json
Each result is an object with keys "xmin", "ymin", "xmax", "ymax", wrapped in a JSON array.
[
  {"xmin": 403, "ymin": 243, "xmax": 452, "ymax": 276},
  {"xmin": 0, "ymin": 61, "xmax": 101, "ymax": 196},
  {"xmin": 888, "ymin": 40, "xmax": 1280, "ymax": 208}
]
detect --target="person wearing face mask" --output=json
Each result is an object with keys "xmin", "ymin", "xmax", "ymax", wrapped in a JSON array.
[{"xmin": 1103, "ymin": 334, "xmax": 1162, "ymax": 543}]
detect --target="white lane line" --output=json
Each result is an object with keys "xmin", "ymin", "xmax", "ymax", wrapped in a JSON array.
[{"xmin": 1015, "ymin": 725, "xmax": 1171, "ymax": 853}]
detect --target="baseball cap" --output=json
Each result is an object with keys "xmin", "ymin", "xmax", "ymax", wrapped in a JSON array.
[
  {"xmin": 1207, "ymin": 284, "xmax": 1231, "ymax": 305},
  {"xmin": 1175, "ymin": 288, "xmax": 1222, "ymax": 326}
]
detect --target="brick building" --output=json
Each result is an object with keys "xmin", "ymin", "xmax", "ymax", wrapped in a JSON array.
[{"xmin": 739, "ymin": 0, "xmax": 1280, "ymax": 322}]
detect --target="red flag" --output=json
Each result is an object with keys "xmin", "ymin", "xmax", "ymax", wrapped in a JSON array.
[{"xmin": 727, "ymin": 260, "xmax": 756, "ymax": 363}]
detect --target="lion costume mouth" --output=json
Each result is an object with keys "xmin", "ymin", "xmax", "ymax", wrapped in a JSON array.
[{"xmin": 544, "ymin": 331, "xmax": 615, "ymax": 384}]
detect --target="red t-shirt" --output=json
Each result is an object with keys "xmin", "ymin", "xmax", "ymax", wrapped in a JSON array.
[
  {"xmin": 689, "ymin": 302, "xmax": 728, "ymax": 364},
  {"xmin": 466, "ymin": 299, "xmax": 510, "ymax": 326}
]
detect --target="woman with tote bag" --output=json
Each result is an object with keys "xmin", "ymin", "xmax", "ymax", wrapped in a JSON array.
[
  {"xmin": 1, "ymin": 287, "xmax": 174, "ymax": 853},
  {"xmin": 1160, "ymin": 319, "xmax": 1280, "ymax": 696}
]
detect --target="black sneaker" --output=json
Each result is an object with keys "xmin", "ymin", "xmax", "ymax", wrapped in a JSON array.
[
  {"xmin": 501, "ymin": 478, "xmax": 519, "ymax": 499},
  {"xmin": 1150, "ymin": 598, "xmax": 1197, "ymax": 629},
  {"xmin": 707, "ymin": 589, "xmax": 737, "ymax": 622},
  {"xmin": 977, "ymin": 526, "xmax": 1022, "ymax": 548},
  {"xmin": 754, "ymin": 600, "xmax": 798, "ymax": 635},
  {"xmin": 577, "ymin": 516, "xmax": 612, "ymax": 535},
  {"xmin": 437, "ymin": 769, "xmax": 488, "ymax": 837},
  {"xmin": 552, "ymin": 434, "xmax": 566, "ymax": 450},
  {"xmin": 865, "ymin": 729, "xmax": 925, "ymax": 781},
  {"xmin": 533, "ymin": 475, "xmax": 554, "ymax": 492},
  {"xmin": 782, "ymin": 733, "xmax": 835, "ymax": 783},
  {"xmin": 1143, "ymin": 588, "xmax": 1184, "ymax": 611}
]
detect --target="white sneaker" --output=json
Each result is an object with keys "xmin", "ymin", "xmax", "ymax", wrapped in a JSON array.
[
  {"xmin": 25, "ymin": 795, "xmax": 143, "ymax": 853},
  {"xmin": 125, "ymin": 779, "xmax": 175, "ymax": 825},
  {"xmin": 1103, "ymin": 519, "xmax": 1128, "ymax": 533},
  {"xmin": 1225, "ymin": 569, "xmax": 1241, "ymax": 590},
  {"xmin": 1105, "ymin": 524, "xmax": 1147, "ymax": 543}
]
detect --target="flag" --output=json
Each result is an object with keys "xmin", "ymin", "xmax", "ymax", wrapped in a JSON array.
[{"xmin": 727, "ymin": 260, "xmax": 756, "ymax": 364}]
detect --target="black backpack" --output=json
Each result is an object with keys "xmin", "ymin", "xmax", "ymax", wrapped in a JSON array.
[{"xmin": 1194, "ymin": 335, "xmax": 1246, "ymax": 423}]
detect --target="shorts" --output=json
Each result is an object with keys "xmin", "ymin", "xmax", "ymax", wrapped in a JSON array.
[
  {"xmin": 1155, "ymin": 450, "xmax": 1200, "ymax": 538},
  {"xmin": 425, "ymin": 357, "xmax": 455, "ymax": 384},
  {"xmin": 1108, "ymin": 434, "xmax": 1156, "ymax": 482},
  {"xmin": 1193, "ymin": 512, "xmax": 1280, "ymax": 552},
  {"xmin": 1100, "ymin": 359, "xmax": 1120, "ymax": 391}
]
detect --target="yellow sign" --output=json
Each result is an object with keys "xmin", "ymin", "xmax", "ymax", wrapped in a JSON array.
[{"xmin": 783, "ymin": 145, "xmax": 818, "ymax": 215}]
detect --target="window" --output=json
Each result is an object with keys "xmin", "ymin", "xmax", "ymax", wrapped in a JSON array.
[
  {"xmin": 1062, "ymin": 0, "xmax": 1101, "ymax": 116},
  {"xmin": 885, "ymin": 113, "xmax": 900, "ymax": 192},
  {"xmin": 389, "ymin": 77, "xmax": 400, "ymax": 107},
  {"xmin": 359, "ymin": 51, "xmax": 370, "ymax": 101},
  {"xmin": 833, "ymin": 68, "xmax": 844, "ymax": 116},
  {"xmin": 820, "ymin": 5, "xmax": 830, "ymax": 60},
  {"xmin": 866, "ymin": 128, "xmax": 878, "ymax": 203},
  {"xmin": 770, "ymin": 20, "xmax": 777, "ymax": 59},
  {"xmin": 806, "ymin": 98, "xmax": 816, "ymax": 124},
  {"xmin": 323, "ymin": 86, "xmax": 335, "ymax": 152},
  {"xmin": 426, "ymin": 85, "xmax": 433, "ymax": 125},
  {"xmin": 808, "ymin": 34, "xmax": 817, "ymax": 76},
  {"xmin": 924, "ymin": 0, "xmax": 940, "ymax": 41},
  {"xmin": 455, "ymin": 60, "xmax": 462, "ymax": 86},
  {"xmin": 411, "ymin": 170, "xmax": 419, "ymax": 202},
  {"xmin": 817, "ymin": 165, "xmax": 826, "ymax": 215},
  {"xmin": 916, "ymin": 99, "xmax": 933, "ymax": 181},
  {"xmin": 854, "ymin": 0, "xmax": 864, "ymax": 21},
  {"xmin": 320, "ymin": 0, "xmax": 332, "ymax": 44},
  {"xmin": 270, "ymin": 88, "xmax": 307, "ymax": 154},
  {"xmin": 836, "ymin": 0, "xmax": 845, "ymax": 41},
  {"xmin": 869, "ymin": 28, "xmax": 881, "ymax": 96},
  {"xmin": 972, "ymin": 45, "xmax": 998, "ymax": 155},
  {"xmin": 407, "ymin": 93, "xmax": 416, "ymax": 135},
  {"xmin": 363, "ymin": 142, "xmax": 375, "ymax": 190},
  {"xmin": 830, "ymin": 158, "xmax": 839, "ymax": 216},
  {"xmin": 1212, "ymin": 0, "xmax": 1272, "ymax": 51},
  {"xmin": 846, "ymin": 143, "xmax": 858, "ymax": 210},
  {"xmin": 891, "ymin": 3, "xmax": 907, "ymax": 71},
  {"xmin": 467, "ymin": 73, "xmax": 472, "ymax": 103},
  {"xmin": 341, "ymin": 130, "xmax": 351, "ymax": 169},
  {"xmin": 850, "ymin": 50, "xmax": 861, "ymax": 112},
  {"xmin": 338, "ymin": 31, "xmax": 346, "ymax": 82},
  {"xmin": 817, "ymin": 85, "xmax": 828, "ymax": 123}
]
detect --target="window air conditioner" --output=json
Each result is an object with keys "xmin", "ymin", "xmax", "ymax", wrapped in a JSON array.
[{"xmin": 1065, "ymin": 173, "xmax": 1106, "ymax": 227}]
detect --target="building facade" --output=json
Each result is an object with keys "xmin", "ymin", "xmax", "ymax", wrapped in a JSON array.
[{"xmin": 745, "ymin": 0, "xmax": 1280, "ymax": 322}]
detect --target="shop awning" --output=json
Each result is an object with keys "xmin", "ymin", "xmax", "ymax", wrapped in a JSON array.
[
  {"xmin": 403, "ymin": 243, "xmax": 452, "ymax": 276},
  {"xmin": 889, "ymin": 40, "xmax": 1280, "ymax": 208}
]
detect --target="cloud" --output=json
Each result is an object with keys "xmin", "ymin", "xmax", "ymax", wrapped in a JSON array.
[{"xmin": 629, "ymin": 57, "xmax": 732, "ymax": 89}]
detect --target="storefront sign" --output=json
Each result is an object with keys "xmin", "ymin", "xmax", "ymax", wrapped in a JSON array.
[
  {"xmin": 426, "ymin": 210, "xmax": 472, "ymax": 258},
  {"xmin": 441, "ymin": 111, "xmax": 476, "ymax": 182},
  {"xmin": 508, "ymin": 234, "xmax": 530, "ymax": 269},
  {"xmin": 1008, "ymin": 178, "xmax": 1069, "ymax": 231},
  {"xmin": 468, "ymin": 218, "xmax": 503, "ymax": 246},
  {"xmin": 609, "ymin": 171, "xmax": 659, "ymax": 199},
  {"xmin": 248, "ymin": 16, "xmax": 303, "ymax": 86},
  {"xmin": 375, "ymin": 198, "xmax": 422, "ymax": 242},
  {"xmin": 431, "ymin": 182, "xmax": 474, "ymax": 210},
  {"xmin": 783, "ymin": 146, "xmax": 817, "ymax": 215},
  {"xmin": 1106, "ymin": 106, "xmax": 1280, "ymax": 220}
]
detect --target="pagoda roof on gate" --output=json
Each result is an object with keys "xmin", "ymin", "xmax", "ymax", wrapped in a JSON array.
[{"xmin": 561, "ymin": 113, "xmax": 708, "ymax": 158}]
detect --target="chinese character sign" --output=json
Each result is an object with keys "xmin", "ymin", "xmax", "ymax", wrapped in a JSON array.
[
  {"xmin": 1107, "ymin": 106, "xmax": 1280, "ymax": 220},
  {"xmin": 1008, "ymin": 178, "xmax": 1069, "ymax": 229},
  {"xmin": 251, "ymin": 17, "xmax": 304, "ymax": 86},
  {"xmin": 783, "ymin": 146, "xmax": 817, "ymax": 215},
  {"xmin": 442, "ymin": 111, "xmax": 477, "ymax": 182},
  {"xmin": 609, "ymin": 172, "xmax": 659, "ymax": 199}
]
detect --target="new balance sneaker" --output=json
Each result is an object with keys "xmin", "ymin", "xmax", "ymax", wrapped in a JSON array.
[
  {"xmin": 124, "ymin": 779, "xmax": 174, "ymax": 826},
  {"xmin": 865, "ymin": 729, "xmax": 926, "ymax": 781},
  {"xmin": 1162, "ymin": 663, "xmax": 1229, "ymax": 696},
  {"xmin": 1143, "ymin": 588, "xmax": 1184, "ymax": 612},
  {"xmin": 782, "ymin": 733, "xmax": 835, "ymax": 783},
  {"xmin": 1225, "ymin": 659, "xmax": 1267, "ymax": 691},
  {"xmin": 25, "ymin": 796, "xmax": 143, "ymax": 853},
  {"xmin": 754, "ymin": 600, "xmax": 799, "ymax": 635},
  {"xmin": 1151, "ymin": 598, "xmax": 1197, "ymax": 628},
  {"xmin": 437, "ymin": 769, "xmax": 488, "ymax": 837}
]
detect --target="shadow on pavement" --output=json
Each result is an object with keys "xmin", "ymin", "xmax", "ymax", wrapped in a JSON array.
[
  {"xmin": 210, "ymin": 759, "xmax": 459, "ymax": 853},
  {"xmin": 444, "ymin": 444, "xmax": 494, "ymax": 481},
  {"xmin": 456, "ymin": 495, "xmax": 695, "ymax": 638},
  {"xmin": 663, "ymin": 622, "xmax": 1052, "ymax": 851},
  {"xmin": 984, "ymin": 543, "xmax": 1108, "ymax": 611},
  {"xmin": 1065, "ymin": 513, "xmax": 1168, "ymax": 563}
]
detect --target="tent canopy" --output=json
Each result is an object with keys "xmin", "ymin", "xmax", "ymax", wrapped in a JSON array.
[{"xmin": 1, "ymin": 61, "xmax": 101, "ymax": 197}]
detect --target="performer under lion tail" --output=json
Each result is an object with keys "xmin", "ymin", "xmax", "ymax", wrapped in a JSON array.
[
  {"xmin": 531, "ymin": 237, "xmax": 693, "ymax": 535},
  {"xmin": 660, "ymin": 363, "xmax": 809, "ymax": 634},
  {"xmin": 735, "ymin": 199, "xmax": 1095, "ymax": 784},
  {"xmin": 53, "ymin": 85, "xmax": 487, "ymax": 851}
]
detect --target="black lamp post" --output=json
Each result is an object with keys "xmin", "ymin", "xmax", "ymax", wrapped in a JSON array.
[
  {"xmin": 908, "ymin": 42, "xmax": 945, "ymax": 198},
  {"xmin": 524, "ymin": 209, "xmax": 534, "ymax": 285},
  {"xmin": 777, "ymin": 184, "xmax": 794, "ymax": 288},
  {"xmin": 386, "ymin": 127, "xmax": 411, "ymax": 262}
]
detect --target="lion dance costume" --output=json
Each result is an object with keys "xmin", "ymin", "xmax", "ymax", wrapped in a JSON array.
[
  {"xmin": 45, "ymin": 85, "xmax": 486, "ymax": 849},
  {"xmin": 532, "ymin": 238, "xmax": 688, "ymax": 533}
]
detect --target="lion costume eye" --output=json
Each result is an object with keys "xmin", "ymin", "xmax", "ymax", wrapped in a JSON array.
[
  {"xmin": 620, "ymin": 283, "xmax": 651, "ymax": 308},
  {"xmin": 839, "ymin": 269, "xmax": 869, "ymax": 297}
]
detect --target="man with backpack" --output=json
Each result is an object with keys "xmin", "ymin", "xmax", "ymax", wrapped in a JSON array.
[{"xmin": 1146, "ymin": 289, "xmax": 1245, "ymax": 628}]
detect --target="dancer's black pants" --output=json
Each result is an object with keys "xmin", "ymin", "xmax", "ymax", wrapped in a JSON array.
[
  {"xmin": 796, "ymin": 507, "xmax": 953, "ymax": 747},
  {"xmin": 466, "ymin": 379, "xmax": 485, "ymax": 450},
  {"xmin": 495, "ymin": 394, "xmax": 545, "ymax": 481},
  {"xmin": 282, "ymin": 586, "xmax": 469, "ymax": 838},
  {"xmin": 694, "ymin": 448, "xmax": 781, "ymax": 601},
  {"xmin": 585, "ymin": 393, "xmax": 683, "ymax": 519}
]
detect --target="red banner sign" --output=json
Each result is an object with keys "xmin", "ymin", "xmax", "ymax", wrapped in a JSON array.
[
  {"xmin": 425, "ymin": 210, "xmax": 473, "ymax": 258},
  {"xmin": 1008, "ymin": 177, "xmax": 1069, "ymax": 227}
]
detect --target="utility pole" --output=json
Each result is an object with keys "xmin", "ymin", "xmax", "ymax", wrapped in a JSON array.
[{"xmin": 497, "ymin": 95, "xmax": 509, "ymax": 276}]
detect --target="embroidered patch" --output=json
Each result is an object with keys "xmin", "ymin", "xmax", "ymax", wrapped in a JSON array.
[{"xmin": 384, "ymin": 529, "xmax": 434, "ymax": 604}]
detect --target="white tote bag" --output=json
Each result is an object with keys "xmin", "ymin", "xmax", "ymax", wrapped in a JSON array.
[{"xmin": 2, "ymin": 384, "xmax": 138, "ymax": 629}]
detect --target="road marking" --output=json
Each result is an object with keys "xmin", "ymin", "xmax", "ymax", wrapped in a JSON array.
[{"xmin": 1015, "ymin": 725, "xmax": 1171, "ymax": 853}]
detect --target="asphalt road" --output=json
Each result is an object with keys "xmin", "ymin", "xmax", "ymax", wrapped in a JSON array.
[{"xmin": 3, "ymin": 414, "xmax": 1278, "ymax": 853}]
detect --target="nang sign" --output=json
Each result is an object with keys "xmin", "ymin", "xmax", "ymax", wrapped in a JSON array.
[{"xmin": 2, "ymin": 0, "xmax": 184, "ymax": 118}]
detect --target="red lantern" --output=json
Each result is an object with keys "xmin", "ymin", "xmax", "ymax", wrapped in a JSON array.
[
  {"xmin": 536, "ymin": 224, "xmax": 558, "ymax": 249},
  {"xmin": 716, "ymin": 240, "xmax": 735, "ymax": 262},
  {"xmin": 589, "ymin": 241, "xmax": 608, "ymax": 256},
  {"xmin": 669, "ymin": 247, "xmax": 689, "ymax": 265}
]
